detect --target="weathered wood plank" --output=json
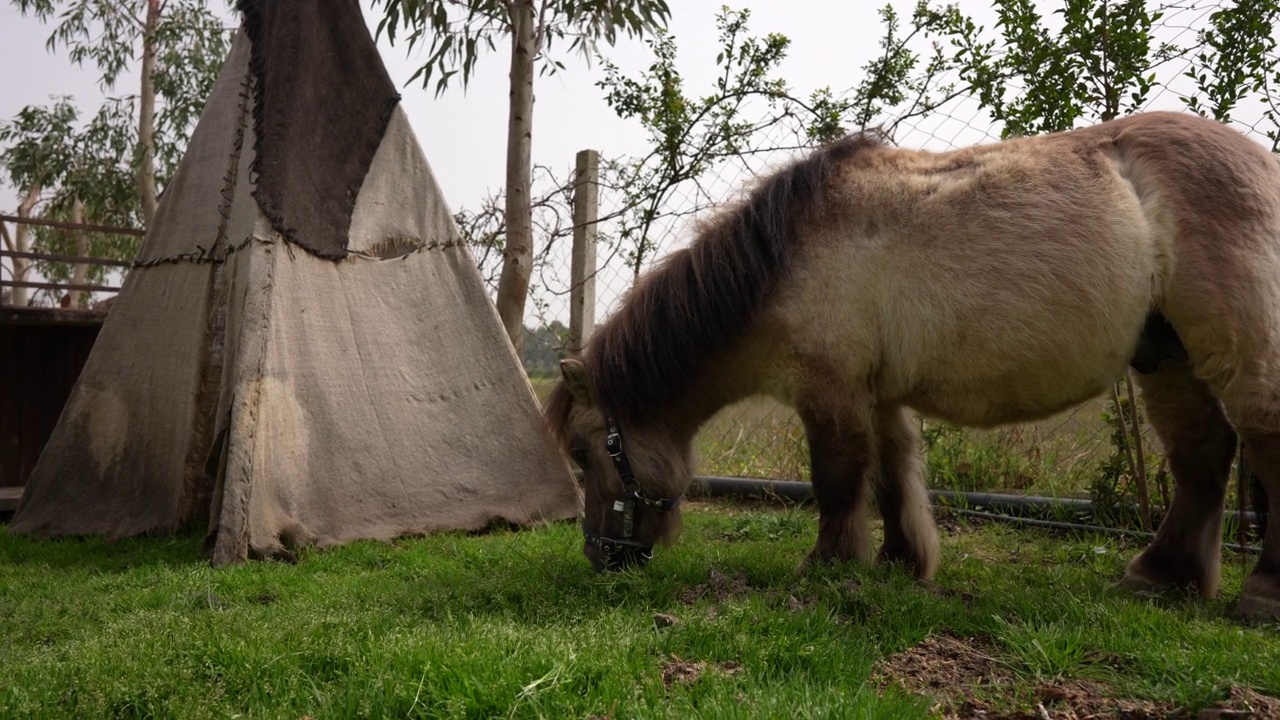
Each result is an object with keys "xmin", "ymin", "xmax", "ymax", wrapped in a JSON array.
[
  {"xmin": 0, "ymin": 306, "xmax": 108, "ymax": 327},
  {"xmin": 0, "ymin": 486, "xmax": 23, "ymax": 512}
]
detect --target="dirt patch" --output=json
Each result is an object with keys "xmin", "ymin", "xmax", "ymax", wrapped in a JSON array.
[
  {"xmin": 875, "ymin": 632, "xmax": 1013, "ymax": 707},
  {"xmin": 1199, "ymin": 687, "xmax": 1280, "ymax": 719},
  {"xmin": 659, "ymin": 655, "xmax": 743, "ymax": 689},
  {"xmin": 920, "ymin": 580, "xmax": 977, "ymax": 608},
  {"xmin": 934, "ymin": 508, "xmax": 969, "ymax": 535},
  {"xmin": 677, "ymin": 566, "xmax": 831, "ymax": 618},
  {"xmin": 875, "ymin": 632, "xmax": 1279, "ymax": 719},
  {"xmin": 678, "ymin": 567, "xmax": 752, "ymax": 605}
]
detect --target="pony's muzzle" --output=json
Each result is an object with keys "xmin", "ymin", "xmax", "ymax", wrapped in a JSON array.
[{"xmin": 584, "ymin": 539, "xmax": 653, "ymax": 572}]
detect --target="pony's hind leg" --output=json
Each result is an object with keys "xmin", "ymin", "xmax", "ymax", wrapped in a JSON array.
[
  {"xmin": 798, "ymin": 400, "xmax": 875, "ymax": 566},
  {"xmin": 1200, "ymin": 349, "xmax": 1280, "ymax": 617},
  {"xmin": 1119, "ymin": 361, "xmax": 1235, "ymax": 596},
  {"xmin": 1237, "ymin": 435, "xmax": 1280, "ymax": 618},
  {"xmin": 873, "ymin": 405, "xmax": 940, "ymax": 580}
]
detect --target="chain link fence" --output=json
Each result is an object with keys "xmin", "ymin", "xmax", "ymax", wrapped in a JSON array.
[{"xmin": 508, "ymin": 0, "xmax": 1277, "ymax": 502}]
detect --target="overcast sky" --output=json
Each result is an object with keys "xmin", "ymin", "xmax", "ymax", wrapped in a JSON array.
[{"xmin": 0, "ymin": 0, "xmax": 972, "ymax": 215}]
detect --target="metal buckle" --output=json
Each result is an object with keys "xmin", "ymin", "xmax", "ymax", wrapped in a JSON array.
[
  {"xmin": 584, "ymin": 529, "xmax": 654, "ymax": 561},
  {"xmin": 605, "ymin": 432, "xmax": 622, "ymax": 457}
]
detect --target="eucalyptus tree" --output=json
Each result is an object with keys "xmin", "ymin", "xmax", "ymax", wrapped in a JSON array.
[
  {"xmin": 375, "ymin": 0, "xmax": 671, "ymax": 352},
  {"xmin": 2, "ymin": 0, "xmax": 229, "ymax": 304}
]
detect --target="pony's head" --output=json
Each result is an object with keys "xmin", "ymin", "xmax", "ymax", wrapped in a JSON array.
[{"xmin": 546, "ymin": 358, "xmax": 688, "ymax": 571}]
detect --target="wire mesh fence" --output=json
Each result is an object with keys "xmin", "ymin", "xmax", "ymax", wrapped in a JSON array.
[{"xmin": 505, "ymin": 0, "xmax": 1277, "ymax": 503}]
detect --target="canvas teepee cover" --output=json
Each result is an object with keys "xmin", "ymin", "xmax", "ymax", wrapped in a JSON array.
[{"xmin": 11, "ymin": 0, "xmax": 579, "ymax": 564}]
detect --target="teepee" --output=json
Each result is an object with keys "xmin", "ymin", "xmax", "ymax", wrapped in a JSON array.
[{"xmin": 11, "ymin": 0, "xmax": 579, "ymax": 564}]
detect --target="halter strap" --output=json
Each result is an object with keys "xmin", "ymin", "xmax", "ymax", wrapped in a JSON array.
[
  {"xmin": 587, "ymin": 415, "xmax": 679, "ymax": 566},
  {"xmin": 606, "ymin": 416, "xmax": 680, "ymax": 516}
]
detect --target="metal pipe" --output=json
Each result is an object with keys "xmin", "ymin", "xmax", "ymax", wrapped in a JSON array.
[
  {"xmin": 687, "ymin": 475, "xmax": 812, "ymax": 502},
  {"xmin": 952, "ymin": 508, "xmax": 1260, "ymax": 554},
  {"xmin": 684, "ymin": 475, "xmax": 1260, "ymax": 528}
]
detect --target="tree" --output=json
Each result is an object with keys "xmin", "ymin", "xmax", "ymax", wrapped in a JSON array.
[
  {"xmin": 0, "ymin": 98, "xmax": 138, "ymax": 305},
  {"xmin": 375, "ymin": 0, "xmax": 671, "ymax": 353},
  {"xmin": 596, "ymin": 8, "xmax": 831, "ymax": 278},
  {"xmin": 450, "ymin": 4, "xmax": 968, "ymax": 377},
  {"xmin": 456, "ymin": 5, "xmax": 964, "ymax": 349},
  {"xmin": 919, "ymin": 0, "xmax": 1172, "ymax": 136},
  {"xmin": 595, "ymin": 6, "xmax": 961, "ymax": 279},
  {"xmin": 1181, "ymin": 0, "xmax": 1280, "ymax": 146},
  {"xmin": 919, "ymin": 0, "xmax": 1280, "ymax": 138},
  {"xmin": 2, "ymin": 0, "xmax": 229, "ymax": 305}
]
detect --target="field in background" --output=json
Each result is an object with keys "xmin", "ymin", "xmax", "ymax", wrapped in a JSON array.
[{"xmin": 531, "ymin": 375, "xmax": 1150, "ymax": 500}]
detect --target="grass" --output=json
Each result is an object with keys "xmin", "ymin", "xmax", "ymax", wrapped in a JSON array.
[{"xmin": 3, "ymin": 502, "xmax": 1279, "ymax": 719}]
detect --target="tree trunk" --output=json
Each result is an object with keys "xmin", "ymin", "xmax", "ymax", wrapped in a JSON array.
[
  {"xmin": 493, "ymin": 0, "xmax": 537, "ymax": 354},
  {"xmin": 136, "ymin": 0, "xmax": 161, "ymax": 228},
  {"xmin": 12, "ymin": 184, "xmax": 40, "ymax": 307},
  {"xmin": 71, "ymin": 198, "xmax": 89, "ymax": 308}
]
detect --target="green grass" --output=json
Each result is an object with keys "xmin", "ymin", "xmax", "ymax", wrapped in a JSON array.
[{"xmin": 3, "ymin": 503, "xmax": 1278, "ymax": 719}]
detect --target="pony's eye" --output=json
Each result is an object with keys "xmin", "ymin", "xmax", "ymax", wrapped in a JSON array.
[{"xmin": 570, "ymin": 448, "xmax": 588, "ymax": 467}]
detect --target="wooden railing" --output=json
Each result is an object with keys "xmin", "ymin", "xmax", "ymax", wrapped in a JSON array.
[{"xmin": 0, "ymin": 214, "xmax": 142, "ymax": 305}]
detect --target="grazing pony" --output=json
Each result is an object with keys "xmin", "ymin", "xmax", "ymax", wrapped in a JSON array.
[{"xmin": 545, "ymin": 112, "xmax": 1280, "ymax": 619}]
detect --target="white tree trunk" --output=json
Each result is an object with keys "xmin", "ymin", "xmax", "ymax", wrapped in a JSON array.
[
  {"xmin": 136, "ymin": 0, "xmax": 161, "ymax": 228},
  {"xmin": 493, "ymin": 0, "xmax": 537, "ymax": 354},
  {"xmin": 12, "ymin": 184, "xmax": 40, "ymax": 307},
  {"xmin": 71, "ymin": 198, "xmax": 89, "ymax": 308}
]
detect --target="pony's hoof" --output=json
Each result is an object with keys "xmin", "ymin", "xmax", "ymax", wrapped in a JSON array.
[
  {"xmin": 796, "ymin": 549, "xmax": 833, "ymax": 574},
  {"xmin": 1114, "ymin": 571, "xmax": 1173, "ymax": 598},
  {"xmin": 875, "ymin": 546, "xmax": 938, "ymax": 581},
  {"xmin": 1234, "ymin": 593, "xmax": 1280, "ymax": 621},
  {"xmin": 1237, "ymin": 575, "xmax": 1280, "ymax": 620},
  {"xmin": 1119, "ymin": 550, "xmax": 1218, "ymax": 597},
  {"xmin": 800, "ymin": 549, "xmax": 832, "ymax": 570}
]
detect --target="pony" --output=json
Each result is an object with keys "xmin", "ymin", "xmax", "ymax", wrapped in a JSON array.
[{"xmin": 544, "ymin": 111, "xmax": 1280, "ymax": 619}]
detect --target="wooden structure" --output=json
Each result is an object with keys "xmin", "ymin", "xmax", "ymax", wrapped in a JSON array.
[{"xmin": 1, "ymin": 231, "xmax": 128, "ymax": 511}]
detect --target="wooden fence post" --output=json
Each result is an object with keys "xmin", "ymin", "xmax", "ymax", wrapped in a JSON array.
[{"xmin": 570, "ymin": 149, "xmax": 599, "ymax": 351}]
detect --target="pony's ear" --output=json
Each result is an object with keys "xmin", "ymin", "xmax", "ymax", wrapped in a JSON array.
[{"xmin": 559, "ymin": 358, "xmax": 596, "ymax": 406}]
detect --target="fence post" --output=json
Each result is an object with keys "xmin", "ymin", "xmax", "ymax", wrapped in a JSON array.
[{"xmin": 570, "ymin": 149, "xmax": 599, "ymax": 351}]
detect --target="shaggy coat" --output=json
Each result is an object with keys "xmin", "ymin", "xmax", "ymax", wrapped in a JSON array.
[{"xmin": 548, "ymin": 112, "xmax": 1280, "ymax": 619}]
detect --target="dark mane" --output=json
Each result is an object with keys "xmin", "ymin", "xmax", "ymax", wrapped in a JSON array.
[{"xmin": 559, "ymin": 133, "xmax": 882, "ymax": 427}]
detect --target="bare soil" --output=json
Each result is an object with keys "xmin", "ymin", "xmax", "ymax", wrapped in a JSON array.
[{"xmin": 875, "ymin": 632, "xmax": 1280, "ymax": 719}]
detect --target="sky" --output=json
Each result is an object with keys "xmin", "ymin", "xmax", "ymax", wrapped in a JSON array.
[
  {"xmin": 0, "ymin": 1, "xmax": 955, "ymax": 216},
  {"xmin": 0, "ymin": 0, "xmax": 1264, "ymax": 318}
]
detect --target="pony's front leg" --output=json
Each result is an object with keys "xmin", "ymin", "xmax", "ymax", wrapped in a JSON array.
[
  {"xmin": 799, "ymin": 401, "xmax": 875, "ymax": 565},
  {"xmin": 873, "ymin": 405, "xmax": 940, "ymax": 580}
]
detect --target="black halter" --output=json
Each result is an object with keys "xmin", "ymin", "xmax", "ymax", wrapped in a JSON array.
[{"xmin": 582, "ymin": 415, "xmax": 680, "ymax": 567}]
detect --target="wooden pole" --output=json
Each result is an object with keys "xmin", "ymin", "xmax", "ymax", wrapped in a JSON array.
[
  {"xmin": 570, "ymin": 149, "xmax": 599, "ymax": 351},
  {"xmin": 1123, "ymin": 371, "xmax": 1152, "ymax": 531}
]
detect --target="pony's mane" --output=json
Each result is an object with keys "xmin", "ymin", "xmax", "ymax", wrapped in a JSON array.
[{"xmin": 547, "ymin": 132, "xmax": 883, "ymax": 434}]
